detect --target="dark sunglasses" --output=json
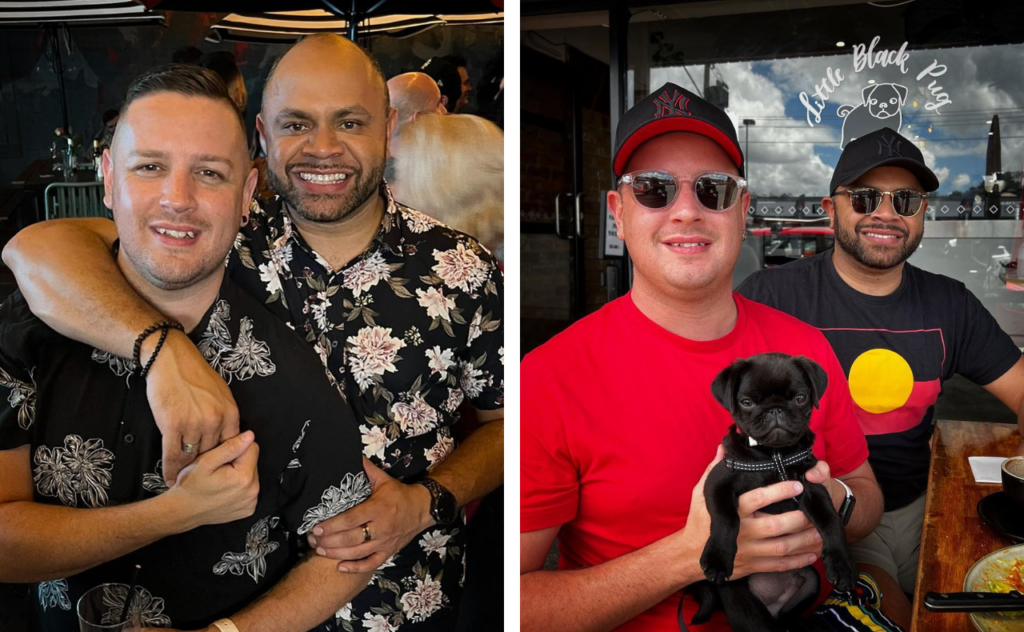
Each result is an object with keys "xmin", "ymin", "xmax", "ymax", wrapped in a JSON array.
[
  {"xmin": 617, "ymin": 170, "xmax": 748, "ymax": 211},
  {"xmin": 834, "ymin": 187, "xmax": 927, "ymax": 217}
]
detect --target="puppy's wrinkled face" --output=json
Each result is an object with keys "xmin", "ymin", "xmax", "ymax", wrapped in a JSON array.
[{"xmin": 711, "ymin": 353, "xmax": 828, "ymax": 448}]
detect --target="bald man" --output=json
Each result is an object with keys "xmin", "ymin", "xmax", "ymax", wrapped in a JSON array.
[
  {"xmin": 4, "ymin": 34, "xmax": 505, "ymax": 631},
  {"xmin": 387, "ymin": 72, "xmax": 446, "ymax": 138}
]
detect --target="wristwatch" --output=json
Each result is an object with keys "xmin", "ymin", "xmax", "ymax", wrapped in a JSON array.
[
  {"xmin": 834, "ymin": 478, "xmax": 856, "ymax": 527},
  {"xmin": 416, "ymin": 477, "xmax": 459, "ymax": 525}
]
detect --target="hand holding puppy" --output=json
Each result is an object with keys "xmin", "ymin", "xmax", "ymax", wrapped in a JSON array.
[{"xmin": 678, "ymin": 446, "xmax": 823, "ymax": 585}]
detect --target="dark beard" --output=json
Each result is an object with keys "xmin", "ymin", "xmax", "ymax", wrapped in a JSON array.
[
  {"xmin": 268, "ymin": 158, "xmax": 385, "ymax": 224},
  {"xmin": 833, "ymin": 220, "xmax": 923, "ymax": 270}
]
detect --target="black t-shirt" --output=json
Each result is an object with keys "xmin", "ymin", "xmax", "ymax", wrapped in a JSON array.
[
  {"xmin": 0, "ymin": 275, "xmax": 369, "ymax": 632},
  {"xmin": 737, "ymin": 250, "xmax": 1021, "ymax": 511}
]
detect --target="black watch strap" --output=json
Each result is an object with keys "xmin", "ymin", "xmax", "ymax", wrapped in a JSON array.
[
  {"xmin": 835, "ymin": 478, "xmax": 856, "ymax": 527},
  {"xmin": 417, "ymin": 477, "xmax": 458, "ymax": 525}
]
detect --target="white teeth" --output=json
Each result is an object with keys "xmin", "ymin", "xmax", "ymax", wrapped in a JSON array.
[
  {"xmin": 865, "ymin": 232, "xmax": 897, "ymax": 240},
  {"xmin": 299, "ymin": 172, "xmax": 347, "ymax": 183},
  {"xmin": 670, "ymin": 242, "xmax": 708, "ymax": 247},
  {"xmin": 155, "ymin": 228, "xmax": 194, "ymax": 239}
]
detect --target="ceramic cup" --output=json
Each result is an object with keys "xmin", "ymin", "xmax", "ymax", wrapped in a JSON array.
[{"xmin": 1001, "ymin": 456, "xmax": 1024, "ymax": 504}]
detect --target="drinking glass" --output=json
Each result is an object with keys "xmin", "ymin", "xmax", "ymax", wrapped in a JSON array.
[{"xmin": 77, "ymin": 583, "xmax": 143, "ymax": 632}]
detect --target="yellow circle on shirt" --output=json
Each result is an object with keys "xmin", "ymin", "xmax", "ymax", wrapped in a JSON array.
[{"xmin": 848, "ymin": 348, "xmax": 914, "ymax": 414}]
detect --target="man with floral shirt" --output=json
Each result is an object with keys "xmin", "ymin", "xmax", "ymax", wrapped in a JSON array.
[
  {"xmin": 4, "ymin": 35, "xmax": 504, "ymax": 631},
  {"xmin": 0, "ymin": 64, "xmax": 373, "ymax": 632}
]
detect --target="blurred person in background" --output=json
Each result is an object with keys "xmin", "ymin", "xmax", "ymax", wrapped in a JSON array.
[
  {"xmin": 420, "ymin": 56, "xmax": 463, "ymax": 114},
  {"xmin": 389, "ymin": 113, "xmax": 504, "ymax": 263},
  {"xmin": 387, "ymin": 72, "xmax": 447, "ymax": 138},
  {"xmin": 440, "ymin": 55, "xmax": 472, "ymax": 113},
  {"xmin": 93, "ymin": 107, "xmax": 119, "ymax": 148},
  {"xmin": 199, "ymin": 50, "xmax": 248, "ymax": 115}
]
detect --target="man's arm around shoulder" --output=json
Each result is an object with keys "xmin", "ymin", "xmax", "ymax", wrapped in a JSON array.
[{"xmin": 3, "ymin": 218, "xmax": 242, "ymax": 483}]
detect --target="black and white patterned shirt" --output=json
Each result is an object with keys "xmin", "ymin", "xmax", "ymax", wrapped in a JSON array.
[
  {"xmin": 0, "ymin": 275, "xmax": 370, "ymax": 632},
  {"xmin": 232, "ymin": 184, "xmax": 504, "ymax": 630}
]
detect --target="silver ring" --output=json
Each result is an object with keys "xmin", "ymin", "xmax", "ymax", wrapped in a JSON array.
[{"xmin": 181, "ymin": 442, "xmax": 197, "ymax": 454}]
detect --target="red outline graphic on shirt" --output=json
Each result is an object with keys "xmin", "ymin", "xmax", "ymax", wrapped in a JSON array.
[{"xmin": 818, "ymin": 327, "xmax": 945, "ymax": 435}]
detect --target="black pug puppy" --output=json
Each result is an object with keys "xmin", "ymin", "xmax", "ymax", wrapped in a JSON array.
[{"xmin": 682, "ymin": 353, "xmax": 857, "ymax": 632}]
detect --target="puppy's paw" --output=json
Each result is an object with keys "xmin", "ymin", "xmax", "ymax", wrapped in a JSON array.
[
  {"xmin": 824, "ymin": 553, "xmax": 858, "ymax": 593},
  {"xmin": 700, "ymin": 548, "xmax": 734, "ymax": 585}
]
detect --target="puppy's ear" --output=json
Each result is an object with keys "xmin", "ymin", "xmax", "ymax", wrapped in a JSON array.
[
  {"xmin": 893, "ymin": 83, "xmax": 908, "ymax": 105},
  {"xmin": 861, "ymin": 84, "xmax": 877, "ymax": 104},
  {"xmin": 711, "ymin": 359, "xmax": 746, "ymax": 414},
  {"xmin": 793, "ymin": 356, "xmax": 829, "ymax": 409}
]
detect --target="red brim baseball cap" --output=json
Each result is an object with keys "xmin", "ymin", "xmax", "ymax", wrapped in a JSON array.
[{"xmin": 613, "ymin": 82, "xmax": 744, "ymax": 177}]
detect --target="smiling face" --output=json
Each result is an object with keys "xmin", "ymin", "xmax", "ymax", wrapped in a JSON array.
[
  {"xmin": 257, "ymin": 36, "xmax": 396, "ymax": 224},
  {"xmin": 104, "ymin": 92, "xmax": 255, "ymax": 291},
  {"xmin": 455, "ymin": 66, "xmax": 472, "ymax": 112},
  {"xmin": 607, "ymin": 132, "xmax": 748, "ymax": 299},
  {"xmin": 824, "ymin": 166, "xmax": 926, "ymax": 271}
]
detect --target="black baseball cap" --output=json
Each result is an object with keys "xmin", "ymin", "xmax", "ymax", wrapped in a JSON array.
[
  {"xmin": 613, "ymin": 82, "xmax": 744, "ymax": 177},
  {"xmin": 830, "ymin": 128, "xmax": 939, "ymax": 195}
]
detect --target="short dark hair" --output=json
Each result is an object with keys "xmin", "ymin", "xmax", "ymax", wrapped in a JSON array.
[
  {"xmin": 102, "ymin": 108, "xmax": 120, "ymax": 124},
  {"xmin": 200, "ymin": 51, "xmax": 243, "ymax": 87},
  {"xmin": 421, "ymin": 56, "xmax": 461, "ymax": 108},
  {"xmin": 263, "ymin": 34, "xmax": 390, "ymax": 116},
  {"xmin": 122, "ymin": 64, "xmax": 245, "ymax": 134}
]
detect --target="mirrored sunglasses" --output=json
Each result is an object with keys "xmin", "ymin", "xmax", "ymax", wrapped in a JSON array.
[
  {"xmin": 617, "ymin": 170, "xmax": 748, "ymax": 212},
  {"xmin": 834, "ymin": 187, "xmax": 927, "ymax": 217}
]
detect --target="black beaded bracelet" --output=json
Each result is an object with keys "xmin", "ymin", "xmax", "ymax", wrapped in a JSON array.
[
  {"xmin": 139, "ymin": 326, "xmax": 170, "ymax": 379},
  {"xmin": 132, "ymin": 320, "xmax": 184, "ymax": 374}
]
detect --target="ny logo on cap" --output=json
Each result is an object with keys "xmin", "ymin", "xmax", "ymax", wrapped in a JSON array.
[
  {"xmin": 653, "ymin": 89, "xmax": 691, "ymax": 118},
  {"xmin": 877, "ymin": 134, "xmax": 903, "ymax": 158}
]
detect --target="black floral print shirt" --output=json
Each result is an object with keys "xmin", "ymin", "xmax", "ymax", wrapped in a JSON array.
[
  {"xmin": 0, "ymin": 276, "xmax": 369, "ymax": 632},
  {"xmin": 231, "ymin": 185, "xmax": 504, "ymax": 630}
]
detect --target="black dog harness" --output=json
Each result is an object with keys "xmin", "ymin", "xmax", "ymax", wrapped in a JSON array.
[{"xmin": 725, "ymin": 447, "xmax": 815, "ymax": 482}]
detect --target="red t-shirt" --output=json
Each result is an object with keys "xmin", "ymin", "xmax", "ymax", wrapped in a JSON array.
[{"xmin": 521, "ymin": 293, "xmax": 869, "ymax": 632}]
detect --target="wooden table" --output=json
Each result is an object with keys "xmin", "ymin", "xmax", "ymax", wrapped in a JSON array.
[{"xmin": 910, "ymin": 420, "xmax": 1021, "ymax": 632}]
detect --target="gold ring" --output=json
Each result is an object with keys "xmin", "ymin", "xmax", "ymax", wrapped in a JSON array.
[
  {"xmin": 362, "ymin": 524, "xmax": 371, "ymax": 542},
  {"xmin": 181, "ymin": 442, "xmax": 197, "ymax": 454}
]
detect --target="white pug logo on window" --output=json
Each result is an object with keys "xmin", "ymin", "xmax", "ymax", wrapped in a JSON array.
[{"xmin": 837, "ymin": 83, "xmax": 908, "ymax": 148}]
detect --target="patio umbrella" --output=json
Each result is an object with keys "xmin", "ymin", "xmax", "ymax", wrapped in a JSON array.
[
  {"xmin": 140, "ymin": 0, "xmax": 501, "ymax": 40},
  {"xmin": 204, "ymin": 9, "xmax": 503, "ymax": 44},
  {"xmin": 0, "ymin": 1, "xmax": 165, "ymax": 132},
  {"xmin": 0, "ymin": 0, "xmax": 163, "ymax": 26},
  {"xmin": 986, "ymin": 114, "xmax": 1002, "ymax": 176}
]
